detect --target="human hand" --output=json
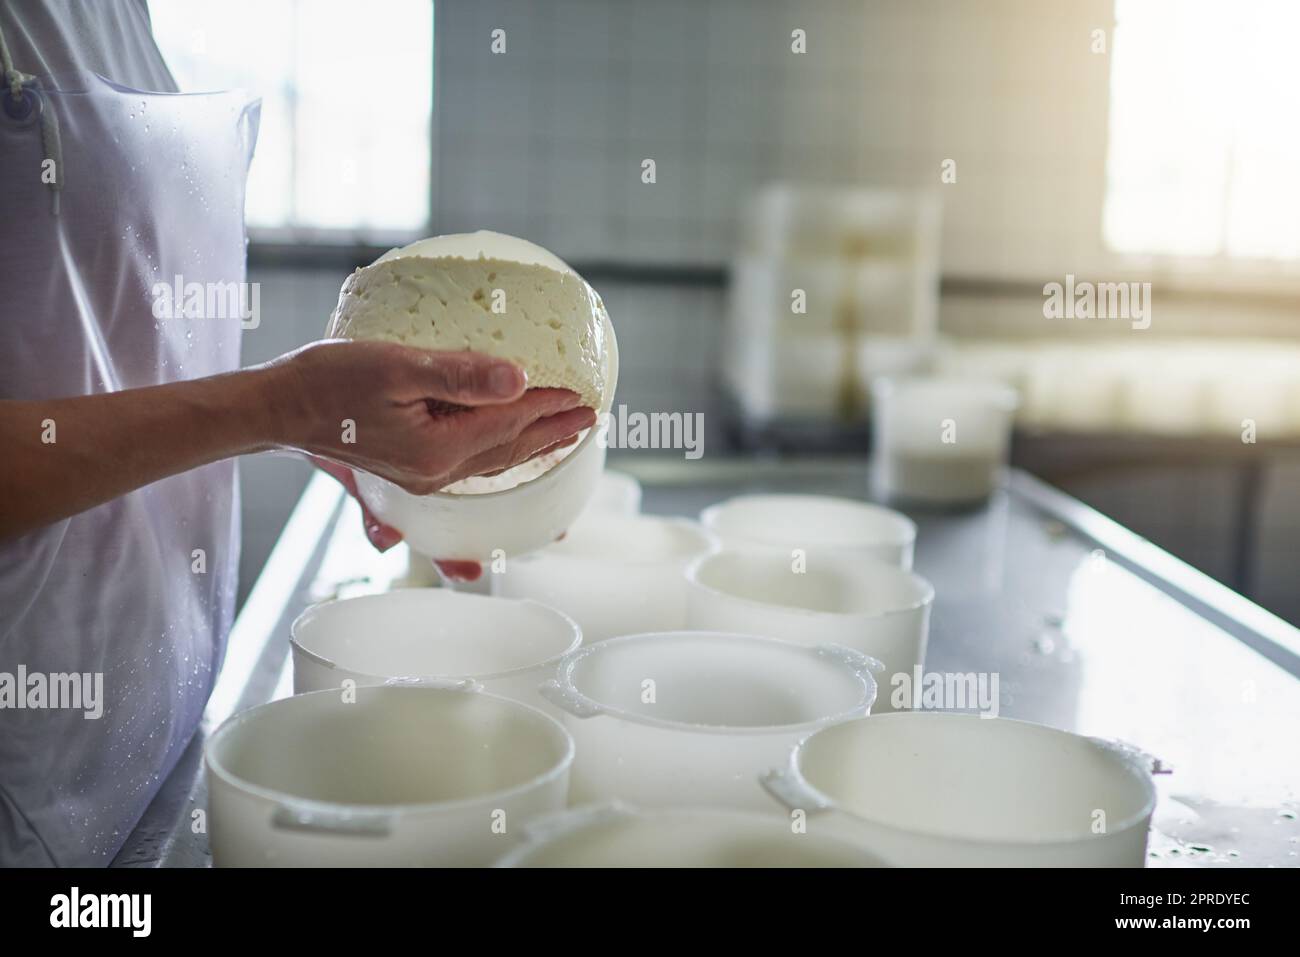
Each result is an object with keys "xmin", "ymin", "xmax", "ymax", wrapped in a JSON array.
[
  {"xmin": 274, "ymin": 341, "xmax": 593, "ymax": 581},
  {"xmin": 266, "ymin": 340, "xmax": 595, "ymax": 494}
]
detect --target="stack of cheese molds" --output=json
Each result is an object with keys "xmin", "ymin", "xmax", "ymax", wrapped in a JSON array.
[{"xmin": 725, "ymin": 184, "xmax": 941, "ymax": 426}]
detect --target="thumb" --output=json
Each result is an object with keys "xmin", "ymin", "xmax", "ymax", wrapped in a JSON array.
[{"xmin": 397, "ymin": 349, "xmax": 527, "ymax": 405}]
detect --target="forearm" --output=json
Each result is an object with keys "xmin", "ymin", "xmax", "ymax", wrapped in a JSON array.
[
  {"xmin": 0, "ymin": 365, "xmax": 288, "ymax": 540},
  {"xmin": 0, "ymin": 339, "xmax": 584, "ymax": 543}
]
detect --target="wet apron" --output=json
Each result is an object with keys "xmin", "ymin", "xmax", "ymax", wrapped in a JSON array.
[{"xmin": 0, "ymin": 46, "xmax": 260, "ymax": 864}]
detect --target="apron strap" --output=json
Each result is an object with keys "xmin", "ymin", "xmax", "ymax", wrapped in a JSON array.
[
  {"xmin": 0, "ymin": 17, "xmax": 63, "ymax": 214},
  {"xmin": 0, "ymin": 16, "xmax": 31, "ymax": 100}
]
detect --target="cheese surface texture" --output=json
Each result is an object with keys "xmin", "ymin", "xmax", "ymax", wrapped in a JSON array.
[{"xmin": 327, "ymin": 233, "xmax": 615, "ymax": 413}]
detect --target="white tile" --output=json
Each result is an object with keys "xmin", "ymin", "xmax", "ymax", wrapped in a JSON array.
[{"xmin": 432, "ymin": 0, "xmax": 1118, "ymax": 271}]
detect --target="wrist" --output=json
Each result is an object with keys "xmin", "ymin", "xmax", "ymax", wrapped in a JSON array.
[{"xmin": 243, "ymin": 359, "xmax": 310, "ymax": 453}]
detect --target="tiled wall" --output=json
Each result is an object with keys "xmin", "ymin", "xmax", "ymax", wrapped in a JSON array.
[{"xmin": 434, "ymin": 0, "xmax": 1115, "ymax": 278}]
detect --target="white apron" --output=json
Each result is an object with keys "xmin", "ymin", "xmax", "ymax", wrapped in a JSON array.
[{"xmin": 0, "ymin": 63, "xmax": 259, "ymax": 865}]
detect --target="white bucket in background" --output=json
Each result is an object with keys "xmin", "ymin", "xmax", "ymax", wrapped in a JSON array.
[
  {"xmin": 290, "ymin": 589, "xmax": 581, "ymax": 712},
  {"xmin": 870, "ymin": 377, "xmax": 1019, "ymax": 507},
  {"xmin": 584, "ymin": 469, "xmax": 643, "ymax": 516},
  {"xmin": 205, "ymin": 686, "xmax": 573, "ymax": 867},
  {"xmin": 685, "ymin": 548, "xmax": 932, "ymax": 713},
  {"xmin": 700, "ymin": 494, "xmax": 916, "ymax": 569},
  {"xmin": 494, "ymin": 513, "xmax": 715, "ymax": 642},
  {"xmin": 731, "ymin": 254, "xmax": 928, "ymax": 337},
  {"xmin": 496, "ymin": 803, "xmax": 889, "ymax": 867},
  {"xmin": 397, "ymin": 547, "xmax": 444, "ymax": 588},
  {"xmin": 724, "ymin": 328, "xmax": 932, "ymax": 421},
  {"xmin": 763, "ymin": 713, "xmax": 1157, "ymax": 867},
  {"xmin": 540, "ymin": 631, "xmax": 878, "ymax": 811},
  {"xmin": 742, "ymin": 184, "xmax": 942, "ymax": 265}
]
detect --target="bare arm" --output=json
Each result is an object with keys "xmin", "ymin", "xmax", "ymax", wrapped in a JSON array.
[
  {"xmin": 0, "ymin": 339, "xmax": 595, "ymax": 541},
  {"xmin": 3, "ymin": 366, "xmax": 280, "ymax": 539}
]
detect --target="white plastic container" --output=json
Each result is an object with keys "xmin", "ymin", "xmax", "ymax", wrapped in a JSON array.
[
  {"xmin": 742, "ymin": 184, "xmax": 942, "ymax": 265},
  {"xmin": 347, "ymin": 230, "xmax": 620, "ymax": 561},
  {"xmin": 494, "ymin": 513, "xmax": 715, "ymax": 642},
  {"xmin": 290, "ymin": 589, "xmax": 581, "ymax": 711},
  {"xmin": 583, "ymin": 469, "xmax": 642, "ymax": 516},
  {"xmin": 731, "ymin": 254, "xmax": 929, "ymax": 337},
  {"xmin": 539, "ymin": 632, "xmax": 878, "ymax": 811},
  {"xmin": 497, "ymin": 803, "xmax": 889, "ymax": 867},
  {"xmin": 726, "ymin": 185, "xmax": 941, "ymax": 424},
  {"xmin": 762, "ymin": 713, "xmax": 1157, "ymax": 867},
  {"xmin": 932, "ymin": 341, "xmax": 1030, "ymax": 400},
  {"xmin": 871, "ymin": 377, "xmax": 1019, "ymax": 506},
  {"xmin": 700, "ymin": 494, "xmax": 916, "ymax": 569},
  {"xmin": 354, "ymin": 420, "xmax": 609, "ymax": 560},
  {"xmin": 205, "ymin": 686, "xmax": 573, "ymax": 867},
  {"xmin": 723, "ymin": 330, "xmax": 931, "ymax": 422},
  {"xmin": 685, "ymin": 548, "xmax": 932, "ymax": 713}
]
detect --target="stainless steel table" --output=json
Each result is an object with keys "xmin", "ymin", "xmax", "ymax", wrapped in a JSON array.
[{"xmin": 114, "ymin": 459, "xmax": 1300, "ymax": 867}]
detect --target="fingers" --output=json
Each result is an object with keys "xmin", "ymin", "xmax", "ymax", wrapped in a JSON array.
[
  {"xmin": 385, "ymin": 397, "xmax": 592, "ymax": 494},
  {"xmin": 435, "ymin": 559, "xmax": 482, "ymax": 582},
  {"xmin": 310, "ymin": 455, "xmax": 403, "ymax": 552},
  {"xmin": 447, "ymin": 406, "xmax": 596, "ymax": 486},
  {"xmin": 435, "ymin": 388, "xmax": 587, "ymax": 464},
  {"xmin": 393, "ymin": 349, "xmax": 527, "ymax": 406},
  {"xmin": 308, "ymin": 344, "xmax": 595, "ymax": 498},
  {"xmin": 309, "ymin": 454, "xmax": 359, "ymax": 494},
  {"xmin": 477, "ymin": 431, "xmax": 581, "ymax": 478},
  {"xmin": 361, "ymin": 508, "xmax": 403, "ymax": 552}
]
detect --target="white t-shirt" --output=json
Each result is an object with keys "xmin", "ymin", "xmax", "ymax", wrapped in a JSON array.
[{"xmin": 0, "ymin": 1, "xmax": 257, "ymax": 865}]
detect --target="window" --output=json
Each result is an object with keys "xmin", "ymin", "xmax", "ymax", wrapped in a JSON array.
[
  {"xmin": 1103, "ymin": 0, "xmax": 1300, "ymax": 261},
  {"xmin": 150, "ymin": 0, "xmax": 433, "ymax": 241}
]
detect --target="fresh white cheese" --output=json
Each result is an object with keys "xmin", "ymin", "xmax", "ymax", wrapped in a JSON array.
[
  {"xmin": 327, "ymin": 232, "xmax": 615, "ymax": 413},
  {"xmin": 325, "ymin": 232, "xmax": 617, "ymax": 494}
]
